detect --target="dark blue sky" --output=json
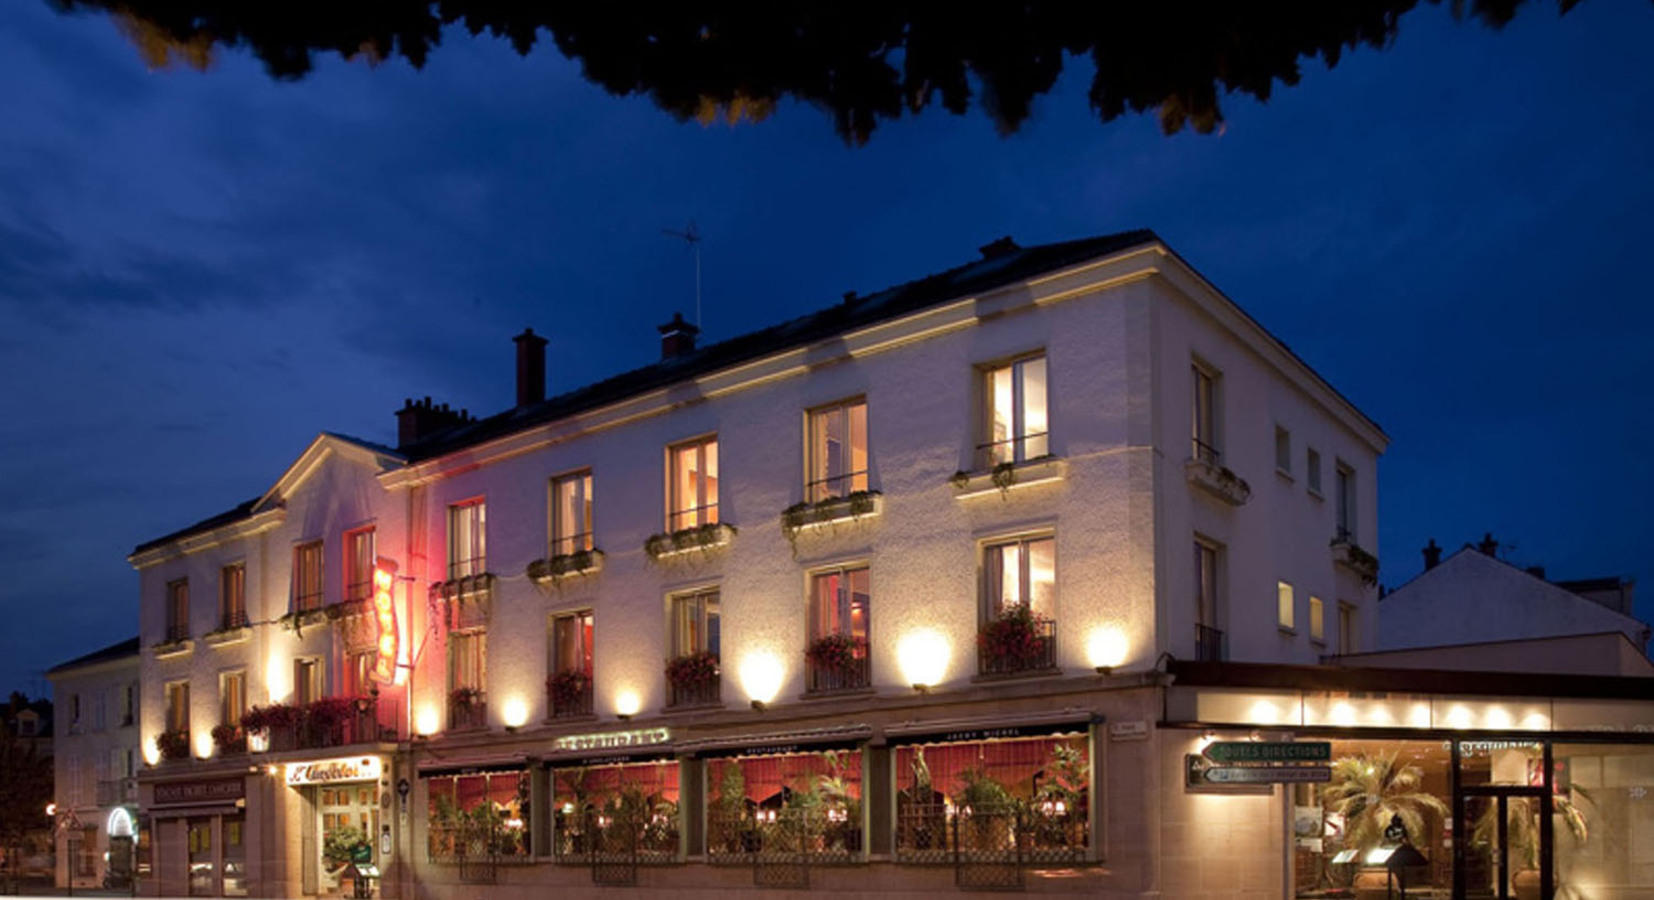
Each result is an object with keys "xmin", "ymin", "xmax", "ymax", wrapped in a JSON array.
[{"xmin": 3, "ymin": 2, "xmax": 1651, "ymax": 691}]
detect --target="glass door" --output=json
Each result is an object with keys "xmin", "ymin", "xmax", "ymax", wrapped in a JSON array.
[{"xmin": 1461, "ymin": 790, "xmax": 1548, "ymax": 899}]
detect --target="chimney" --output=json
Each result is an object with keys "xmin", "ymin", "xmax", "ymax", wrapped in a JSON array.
[
  {"xmin": 1477, "ymin": 532, "xmax": 1499, "ymax": 557},
  {"xmin": 513, "ymin": 328, "xmax": 548, "ymax": 408},
  {"xmin": 1525, "ymin": 565, "xmax": 1547, "ymax": 580},
  {"xmin": 1422, "ymin": 538, "xmax": 1442, "ymax": 571},
  {"xmin": 978, "ymin": 236, "xmax": 1020, "ymax": 259},
  {"xmin": 396, "ymin": 397, "xmax": 473, "ymax": 449},
  {"xmin": 658, "ymin": 311, "xmax": 700, "ymax": 360}
]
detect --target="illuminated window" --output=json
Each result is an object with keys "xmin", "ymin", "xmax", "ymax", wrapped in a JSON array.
[
  {"xmin": 982, "ymin": 354, "xmax": 1048, "ymax": 467},
  {"xmin": 164, "ymin": 680, "xmax": 189, "ymax": 733},
  {"xmin": 1306, "ymin": 447, "xmax": 1323, "ymax": 494},
  {"xmin": 807, "ymin": 399, "xmax": 869, "ymax": 502},
  {"xmin": 1191, "ymin": 361, "xmax": 1220, "ymax": 464},
  {"xmin": 447, "ymin": 500, "xmax": 487, "ymax": 580},
  {"xmin": 550, "ymin": 471, "xmax": 594, "ymax": 557},
  {"xmin": 1277, "ymin": 581, "xmax": 1295, "ymax": 631},
  {"xmin": 667, "ymin": 436, "xmax": 719, "ymax": 532},
  {"xmin": 344, "ymin": 527, "xmax": 376, "ymax": 602},
  {"xmin": 218, "ymin": 564, "xmax": 245, "ymax": 630},
  {"xmin": 670, "ymin": 589, "xmax": 720, "ymax": 658},
  {"xmin": 292, "ymin": 541, "xmax": 324, "ymax": 611},
  {"xmin": 293, "ymin": 658, "xmax": 321, "ymax": 706},
  {"xmin": 1309, "ymin": 596, "xmax": 1325, "ymax": 643},
  {"xmin": 427, "ymin": 769, "xmax": 532, "ymax": 862},
  {"xmin": 707, "ymin": 749, "xmax": 863, "ymax": 863},
  {"xmin": 808, "ymin": 566, "xmax": 871, "ymax": 692},
  {"xmin": 219, "ymin": 671, "xmax": 245, "ymax": 727},
  {"xmin": 448, "ymin": 630, "xmax": 487, "ymax": 728},
  {"xmin": 667, "ymin": 588, "xmax": 720, "ymax": 708},
  {"xmin": 346, "ymin": 651, "xmax": 375, "ymax": 697},
  {"xmin": 551, "ymin": 761, "xmax": 678, "ymax": 863},
  {"xmin": 165, "ymin": 579, "xmax": 189, "ymax": 642},
  {"xmin": 548, "ymin": 611, "xmax": 594, "ymax": 718},
  {"xmin": 983, "ymin": 536, "xmax": 1056, "ymax": 620},
  {"xmin": 1275, "ymin": 426, "xmax": 1292, "ymax": 473}
]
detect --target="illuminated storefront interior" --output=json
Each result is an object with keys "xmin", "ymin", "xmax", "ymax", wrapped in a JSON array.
[
  {"xmin": 424, "ymin": 768, "xmax": 531, "ymax": 864},
  {"xmin": 550, "ymin": 758, "xmax": 680, "ymax": 864},
  {"xmin": 704, "ymin": 747, "xmax": 863, "ymax": 863}
]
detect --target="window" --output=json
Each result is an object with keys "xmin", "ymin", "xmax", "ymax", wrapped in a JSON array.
[
  {"xmin": 293, "ymin": 658, "xmax": 321, "ymax": 706},
  {"xmin": 1338, "ymin": 602, "xmax": 1357, "ymax": 654},
  {"xmin": 344, "ymin": 527, "xmax": 376, "ymax": 603},
  {"xmin": 670, "ymin": 588, "xmax": 721, "ymax": 658},
  {"xmin": 1309, "ymin": 596, "xmax": 1325, "ymax": 643},
  {"xmin": 983, "ymin": 536, "xmax": 1056, "ymax": 620},
  {"xmin": 121, "ymin": 683, "xmax": 135, "ymax": 727},
  {"xmin": 549, "ymin": 611, "xmax": 594, "ymax": 717},
  {"xmin": 1335, "ymin": 463, "xmax": 1356, "ymax": 542},
  {"xmin": 219, "ymin": 671, "xmax": 246, "ymax": 727},
  {"xmin": 1194, "ymin": 538, "xmax": 1223, "ymax": 660},
  {"xmin": 1275, "ymin": 426, "xmax": 1292, "ymax": 473},
  {"xmin": 447, "ymin": 500, "xmax": 487, "ymax": 580},
  {"xmin": 70, "ymin": 694, "xmax": 81, "ymax": 728},
  {"xmin": 293, "ymin": 541, "xmax": 324, "ymax": 611},
  {"xmin": 807, "ymin": 399, "xmax": 869, "ymax": 502},
  {"xmin": 164, "ymin": 680, "xmax": 189, "ymax": 733},
  {"xmin": 667, "ymin": 588, "xmax": 719, "ymax": 707},
  {"xmin": 982, "ymin": 354, "xmax": 1049, "ymax": 466},
  {"xmin": 1191, "ymin": 362, "xmax": 1220, "ymax": 464},
  {"xmin": 449, "ymin": 632, "xmax": 486, "ymax": 694},
  {"xmin": 346, "ymin": 651, "xmax": 375, "ymax": 698},
  {"xmin": 219, "ymin": 563, "xmax": 246, "ymax": 629},
  {"xmin": 807, "ymin": 566, "xmax": 871, "ymax": 691},
  {"xmin": 1277, "ymin": 581, "xmax": 1295, "ymax": 631},
  {"xmin": 667, "ymin": 436, "xmax": 719, "ymax": 532},
  {"xmin": 428, "ymin": 770, "xmax": 532, "ymax": 862},
  {"xmin": 165, "ymin": 579, "xmax": 189, "ymax": 642},
  {"xmin": 1306, "ymin": 447, "xmax": 1323, "ymax": 494},
  {"xmin": 550, "ymin": 471, "xmax": 594, "ymax": 557}
]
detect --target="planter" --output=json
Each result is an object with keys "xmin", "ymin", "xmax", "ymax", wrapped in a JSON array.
[
  {"xmin": 1185, "ymin": 457, "xmax": 1251, "ymax": 506},
  {"xmin": 1331, "ymin": 539, "xmax": 1380, "ymax": 585},
  {"xmin": 645, "ymin": 523, "xmax": 736, "ymax": 561},
  {"xmin": 1513, "ymin": 868, "xmax": 1541, "ymax": 900},
  {"xmin": 527, "ymin": 550, "xmax": 604, "ymax": 584},
  {"xmin": 1352, "ymin": 867, "xmax": 1390, "ymax": 900},
  {"xmin": 780, "ymin": 491, "xmax": 882, "ymax": 547},
  {"xmin": 950, "ymin": 457, "xmax": 1065, "ymax": 500}
]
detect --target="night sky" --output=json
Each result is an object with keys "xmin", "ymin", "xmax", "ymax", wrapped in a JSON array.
[{"xmin": 3, "ymin": 2, "xmax": 1651, "ymax": 693}]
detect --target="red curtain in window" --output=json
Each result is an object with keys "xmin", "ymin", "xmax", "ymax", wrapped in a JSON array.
[{"xmin": 895, "ymin": 735, "xmax": 1085, "ymax": 800}]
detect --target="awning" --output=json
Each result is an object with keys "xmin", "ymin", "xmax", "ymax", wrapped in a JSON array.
[
  {"xmin": 677, "ymin": 724, "xmax": 873, "ymax": 759},
  {"xmin": 416, "ymin": 754, "xmax": 529, "ymax": 778},
  {"xmin": 884, "ymin": 709, "xmax": 1100, "ymax": 747}
]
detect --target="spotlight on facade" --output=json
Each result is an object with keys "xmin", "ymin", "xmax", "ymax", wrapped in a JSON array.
[
  {"xmin": 1086, "ymin": 625, "xmax": 1129, "ymax": 674},
  {"xmin": 501, "ymin": 696, "xmax": 530, "ymax": 731},
  {"xmin": 738, "ymin": 651, "xmax": 784, "ymax": 709},
  {"xmin": 614, "ymin": 689, "xmax": 642, "ymax": 720},
  {"xmin": 414, "ymin": 705, "xmax": 440, "ymax": 737},
  {"xmin": 194, "ymin": 732, "xmax": 214, "ymax": 759},
  {"xmin": 896, "ymin": 628, "xmax": 949, "ymax": 691},
  {"xmin": 142, "ymin": 740, "xmax": 160, "ymax": 767}
]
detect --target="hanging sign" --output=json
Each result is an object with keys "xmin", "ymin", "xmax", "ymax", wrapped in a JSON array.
[
  {"xmin": 286, "ymin": 756, "xmax": 383, "ymax": 786},
  {"xmin": 371, "ymin": 558, "xmax": 400, "ymax": 685}
]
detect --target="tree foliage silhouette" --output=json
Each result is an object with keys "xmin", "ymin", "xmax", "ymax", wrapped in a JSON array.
[{"xmin": 53, "ymin": 1, "xmax": 1585, "ymax": 143}]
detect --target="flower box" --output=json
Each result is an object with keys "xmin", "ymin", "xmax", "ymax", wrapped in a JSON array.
[
  {"xmin": 781, "ymin": 491, "xmax": 883, "ymax": 544},
  {"xmin": 950, "ymin": 457, "xmax": 1066, "ymax": 500},
  {"xmin": 526, "ymin": 549, "xmax": 605, "ymax": 584},
  {"xmin": 977, "ymin": 606, "xmax": 1058, "ymax": 678},
  {"xmin": 1331, "ymin": 538, "xmax": 1380, "ymax": 586},
  {"xmin": 645, "ymin": 523, "xmax": 736, "ymax": 561},
  {"xmin": 1184, "ymin": 457, "xmax": 1251, "ymax": 506}
]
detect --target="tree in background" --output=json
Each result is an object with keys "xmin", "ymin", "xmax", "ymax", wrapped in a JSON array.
[{"xmin": 0, "ymin": 693, "xmax": 54, "ymax": 881}]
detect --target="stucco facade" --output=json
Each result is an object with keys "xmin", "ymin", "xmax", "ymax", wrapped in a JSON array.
[{"xmin": 47, "ymin": 637, "xmax": 141, "ymax": 890}]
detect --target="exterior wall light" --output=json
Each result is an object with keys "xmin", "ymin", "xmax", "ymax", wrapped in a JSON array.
[
  {"xmin": 501, "ymin": 696, "xmax": 530, "ymax": 731},
  {"xmin": 896, "ymin": 628, "xmax": 949, "ymax": 691},
  {"xmin": 142, "ymin": 739, "xmax": 160, "ymax": 767},
  {"xmin": 1085, "ymin": 626, "xmax": 1129, "ymax": 674},
  {"xmin": 414, "ymin": 705, "xmax": 440, "ymax": 737},
  {"xmin": 738, "ymin": 651, "xmax": 784, "ymax": 710},
  {"xmin": 614, "ymin": 689, "xmax": 642, "ymax": 721},
  {"xmin": 194, "ymin": 732, "xmax": 214, "ymax": 760}
]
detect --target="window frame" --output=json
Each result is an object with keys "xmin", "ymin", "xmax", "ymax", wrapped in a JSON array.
[
  {"xmin": 292, "ymin": 657, "xmax": 322, "ymax": 706},
  {"xmin": 343, "ymin": 526, "xmax": 376, "ymax": 603},
  {"xmin": 549, "ymin": 610, "xmax": 594, "ymax": 675},
  {"xmin": 219, "ymin": 670, "xmax": 246, "ymax": 728},
  {"xmin": 165, "ymin": 578, "xmax": 190, "ymax": 642},
  {"xmin": 980, "ymin": 532, "xmax": 1058, "ymax": 623},
  {"xmin": 164, "ymin": 679, "xmax": 190, "ymax": 733},
  {"xmin": 218, "ymin": 563, "xmax": 246, "ymax": 630},
  {"xmin": 807, "ymin": 563, "xmax": 871, "ymax": 643},
  {"xmin": 1190, "ymin": 359, "xmax": 1221, "ymax": 464},
  {"xmin": 446, "ymin": 498, "xmax": 488, "ymax": 580},
  {"xmin": 979, "ymin": 352, "xmax": 1050, "ymax": 468},
  {"xmin": 1277, "ymin": 580, "xmax": 1295, "ymax": 633},
  {"xmin": 668, "ymin": 587, "xmax": 721, "ymax": 658},
  {"xmin": 292, "ymin": 540, "xmax": 325, "ymax": 612},
  {"xmin": 549, "ymin": 469, "xmax": 595, "ymax": 558},
  {"xmin": 805, "ymin": 397, "xmax": 870, "ymax": 502},
  {"xmin": 666, "ymin": 434, "xmax": 720, "ymax": 533}
]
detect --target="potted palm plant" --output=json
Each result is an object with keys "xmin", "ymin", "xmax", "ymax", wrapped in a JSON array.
[{"xmin": 1321, "ymin": 753, "xmax": 1447, "ymax": 900}]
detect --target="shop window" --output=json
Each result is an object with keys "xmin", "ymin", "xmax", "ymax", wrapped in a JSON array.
[
  {"xmin": 1550, "ymin": 742, "xmax": 1654, "ymax": 896},
  {"xmin": 447, "ymin": 500, "xmax": 487, "ymax": 580},
  {"xmin": 165, "ymin": 579, "xmax": 190, "ymax": 642},
  {"xmin": 667, "ymin": 435, "xmax": 719, "ymax": 532},
  {"xmin": 550, "ymin": 470, "xmax": 594, "ymax": 557},
  {"xmin": 894, "ymin": 731, "xmax": 1090, "ymax": 865},
  {"xmin": 552, "ymin": 760, "xmax": 680, "ymax": 863},
  {"xmin": 344, "ymin": 527, "xmax": 376, "ymax": 603},
  {"xmin": 706, "ymin": 748, "xmax": 863, "ymax": 864},
  {"xmin": 187, "ymin": 818, "xmax": 214, "ymax": 896},
  {"xmin": 807, "ymin": 399, "xmax": 869, "ymax": 502},
  {"xmin": 1293, "ymin": 739, "xmax": 1451, "ymax": 898},
  {"xmin": 982, "ymin": 354, "xmax": 1049, "ymax": 467},
  {"xmin": 548, "ymin": 611, "xmax": 594, "ymax": 718},
  {"xmin": 318, "ymin": 784, "xmax": 383, "ymax": 893},
  {"xmin": 427, "ymin": 769, "xmax": 531, "ymax": 863},
  {"xmin": 219, "ymin": 563, "xmax": 246, "ymax": 629},
  {"xmin": 807, "ymin": 566, "xmax": 870, "ymax": 692},
  {"xmin": 222, "ymin": 815, "xmax": 247, "ymax": 897}
]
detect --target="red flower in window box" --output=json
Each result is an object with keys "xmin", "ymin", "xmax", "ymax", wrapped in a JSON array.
[
  {"xmin": 156, "ymin": 729, "xmax": 191, "ymax": 761},
  {"xmin": 547, "ymin": 669, "xmax": 592, "ymax": 708},
  {"xmin": 977, "ymin": 605, "xmax": 1052, "ymax": 666},
  {"xmin": 805, "ymin": 634, "xmax": 860, "ymax": 672},
  {"xmin": 665, "ymin": 651, "xmax": 720, "ymax": 688}
]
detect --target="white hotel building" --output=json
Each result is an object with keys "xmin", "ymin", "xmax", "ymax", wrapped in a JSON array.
[{"xmin": 130, "ymin": 231, "xmax": 1654, "ymax": 900}]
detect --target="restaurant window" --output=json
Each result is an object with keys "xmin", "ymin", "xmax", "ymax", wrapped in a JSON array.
[
  {"xmin": 426, "ymin": 769, "xmax": 531, "ymax": 863},
  {"xmin": 550, "ymin": 471, "xmax": 594, "ymax": 557},
  {"xmin": 164, "ymin": 680, "xmax": 189, "ymax": 733},
  {"xmin": 344, "ymin": 526, "xmax": 376, "ymax": 603},
  {"xmin": 1191, "ymin": 361, "xmax": 1220, "ymax": 464},
  {"xmin": 1550, "ymin": 742, "xmax": 1654, "ymax": 897},
  {"xmin": 447, "ymin": 500, "xmax": 487, "ymax": 580},
  {"xmin": 552, "ymin": 760, "xmax": 679, "ymax": 863},
  {"xmin": 293, "ymin": 541, "xmax": 324, "ymax": 611},
  {"xmin": 807, "ymin": 399, "xmax": 869, "ymax": 502},
  {"xmin": 219, "ymin": 563, "xmax": 246, "ymax": 629},
  {"xmin": 980, "ymin": 536, "xmax": 1057, "ymax": 676},
  {"xmin": 293, "ymin": 658, "xmax": 321, "ymax": 707},
  {"xmin": 667, "ymin": 435, "xmax": 719, "ymax": 532},
  {"xmin": 982, "ymin": 354, "xmax": 1048, "ymax": 467},
  {"xmin": 706, "ymin": 748, "xmax": 863, "ymax": 864},
  {"xmin": 807, "ymin": 566, "xmax": 870, "ymax": 693},
  {"xmin": 548, "ymin": 611, "xmax": 594, "ymax": 718},
  {"xmin": 894, "ymin": 729, "xmax": 1090, "ymax": 865},
  {"xmin": 448, "ymin": 631, "xmax": 487, "ymax": 728},
  {"xmin": 667, "ymin": 589, "xmax": 720, "ymax": 708},
  {"xmin": 165, "ymin": 579, "xmax": 189, "ymax": 642}
]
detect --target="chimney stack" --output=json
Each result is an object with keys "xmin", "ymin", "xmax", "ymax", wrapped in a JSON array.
[
  {"xmin": 396, "ymin": 397, "xmax": 473, "ymax": 449},
  {"xmin": 513, "ymin": 328, "xmax": 548, "ymax": 408},
  {"xmin": 1477, "ymin": 532, "xmax": 1499, "ymax": 557},
  {"xmin": 1422, "ymin": 538, "xmax": 1441, "ymax": 571},
  {"xmin": 1525, "ymin": 565, "xmax": 1547, "ymax": 580},
  {"xmin": 978, "ymin": 236, "xmax": 1020, "ymax": 259},
  {"xmin": 658, "ymin": 311, "xmax": 700, "ymax": 360}
]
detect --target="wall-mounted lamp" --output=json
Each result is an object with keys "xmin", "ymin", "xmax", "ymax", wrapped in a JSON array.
[
  {"xmin": 750, "ymin": 699, "xmax": 767, "ymax": 712},
  {"xmin": 897, "ymin": 628, "xmax": 949, "ymax": 692},
  {"xmin": 616, "ymin": 713, "xmax": 632, "ymax": 722},
  {"xmin": 911, "ymin": 683, "xmax": 931, "ymax": 694}
]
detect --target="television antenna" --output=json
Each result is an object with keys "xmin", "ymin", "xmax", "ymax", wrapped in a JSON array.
[{"xmin": 662, "ymin": 220, "xmax": 702, "ymax": 329}]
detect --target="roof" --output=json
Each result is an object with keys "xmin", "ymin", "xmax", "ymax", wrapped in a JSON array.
[{"xmin": 46, "ymin": 636, "xmax": 140, "ymax": 676}]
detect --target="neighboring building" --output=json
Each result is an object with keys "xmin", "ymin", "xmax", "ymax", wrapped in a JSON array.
[
  {"xmin": 152, "ymin": 229, "xmax": 1654, "ymax": 900},
  {"xmin": 46, "ymin": 638, "xmax": 142, "ymax": 891},
  {"xmin": 1378, "ymin": 539, "xmax": 1651, "ymax": 654},
  {"xmin": 0, "ymin": 693, "xmax": 55, "ymax": 883}
]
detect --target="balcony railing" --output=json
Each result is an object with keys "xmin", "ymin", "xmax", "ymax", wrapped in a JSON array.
[
  {"xmin": 163, "ymin": 622, "xmax": 190, "ymax": 643},
  {"xmin": 977, "ymin": 616, "xmax": 1057, "ymax": 678},
  {"xmin": 1191, "ymin": 437, "xmax": 1221, "ymax": 466},
  {"xmin": 1195, "ymin": 623, "xmax": 1226, "ymax": 662},
  {"xmin": 448, "ymin": 693, "xmax": 489, "ymax": 731},
  {"xmin": 666, "ymin": 676, "xmax": 720, "ymax": 710},
  {"xmin": 805, "ymin": 641, "xmax": 872, "ymax": 693},
  {"xmin": 253, "ymin": 695, "xmax": 399, "ymax": 752},
  {"xmin": 219, "ymin": 608, "xmax": 249, "ymax": 630},
  {"xmin": 549, "ymin": 675, "xmax": 594, "ymax": 719},
  {"xmin": 976, "ymin": 433, "xmax": 1050, "ymax": 469}
]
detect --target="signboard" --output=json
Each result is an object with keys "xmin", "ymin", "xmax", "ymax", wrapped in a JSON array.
[
  {"xmin": 1109, "ymin": 721, "xmax": 1150, "ymax": 742},
  {"xmin": 1203, "ymin": 741, "xmax": 1330, "ymax": 763},
  {"xmin": 552, "ymin": 727, "xmax": 670, "ymax": 754},
  {"xmin": 154, "ymin": 778, "xmax": 246, "ymax": 807},
  {"xmin": 887, "ymin": 718, "xmax": 1094, "ymax": 747},
  {"xmin": 286, "ymin": 756, "xmax": 383, "ymax": 787},
  {"xmin": 1186, "ymin": 755, "xmax": 1330, "ymax": 788},
  {"xmin": 371, "ymin": 558, "xmax": 400, "ymax": 685}
]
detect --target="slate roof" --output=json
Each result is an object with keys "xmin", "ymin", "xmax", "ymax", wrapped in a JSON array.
[
  {"xmin": 130, "ymin": 496, "xmax": 260, "ymax": 558},
  {"xmin": 47, "ymin": 636, "xmax": 140, "ymax": 675}
]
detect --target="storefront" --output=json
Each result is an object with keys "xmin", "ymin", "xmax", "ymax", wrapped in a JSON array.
[
  {"xmin": 547, "ymin": 731, "xmax": 680, "ymax": 869},
  {"xmin": 283, "ymin": 754, "xmax": 392, "ymax": 897},
  {"xmin": 143, "ymin": 775, "xmax": 246, "ymax": 898}
]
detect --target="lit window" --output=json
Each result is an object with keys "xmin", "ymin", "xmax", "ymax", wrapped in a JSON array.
[
  {"xmin": 1309, "ymin": 596, "xmax": 1325, "ymax": 643},
  {"xmin": 807, "ymin": 399, "xmax": 869, "ymax": 502},
  {"xmin": 1191, "ymin": 362, "xmax": 1220, "ymax": 464},
  {"xmin": 165, "ymin": 579, "xmax": 189, "ymax": 642},
  {"xmin": 1306, "ymin": 447, "xmax": 1323, "ymax": 494},
  {"xmin": 1277, "ymin": 581, "xmax": 1295, "ymax": 631},
  {"xmin": 449, "ymin": 632, "xmax": 486, "ymax": 694},
  {"xmin": 219, "ymin": 671, "xmax": 245, "ymax": 727},
  {"xmin": 346, "ymin": 651, "xmax": 375, "ymax": 697},
  {"xmin": 667, "ymin": 436, "xmax": 719, "ymax": 532},
  {"xmin": 983, "ymin": 355, "xmax": 1049, "ymax": 466},
  {"xmin": 447, "ymin": 500, "xmax": 487, "ymax": 580},
  {"xmin": 344, "ymin": 527, "xmax": 376, "ymax": 602},
  {"xmin": 667, "ymin": 588, "xmax": 719, "ymax": 708},
  {"xmin": 219, "ymin": 564, "xmax": 245, "ymax": 629},
  {"xmin": 549, "ymin": 611, "xmax": 594, "ymax": 717},
  {"xmin": 550, "ymin": 471, "xmax": 594, "ymax": 557},
  {"xmin": 808, "ymin": 566, "xmax": 871, "ymax": 692},
  {"xmin": 293, "ymin": 658, "xmax": 321, "ymax": 706},
  {"xmin": 164, "ymin": 680, "xmax": 189, "ymax": 733},
  {"xmin": 670, "ymin": 588, "xmax": 721, "ymax": 658},
  {"xmin": 1335, "ymin": 464, "xmax": 1356, "ymax": 542},
  {"xmin": 983, "ymin": 536, "xmax": 1057, "ymax": 620},
  {"xmin": 1275, "ymin": 426, "xmax": 1292, "ymax": 473},
  {"xmin": 292, "ymin": 541, "xmax": 324, "ymax": 611}
]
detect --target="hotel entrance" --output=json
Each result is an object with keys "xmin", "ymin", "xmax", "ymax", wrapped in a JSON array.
[{"xmin": 285, "ymin": 756, "xmax": 387, "ymax": 897}]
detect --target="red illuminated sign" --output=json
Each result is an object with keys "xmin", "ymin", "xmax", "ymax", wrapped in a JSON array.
[{"xmin": 372, "ymin": 557, "xmax": 399, "ymax": 684}]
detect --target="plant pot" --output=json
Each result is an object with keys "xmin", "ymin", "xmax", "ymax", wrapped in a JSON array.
[
  {"xmin": 1353, "ymin": 866, "xmax": 1391, "ymax": 900},
  {"xmin": 1512, "ymin": 868, "xmax": 1541, "ymax": 900}
]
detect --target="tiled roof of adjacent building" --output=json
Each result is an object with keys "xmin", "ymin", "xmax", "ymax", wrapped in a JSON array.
[{"xmin": 47, "ymin": 636, "xmax": 140, "ymax": 675}]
